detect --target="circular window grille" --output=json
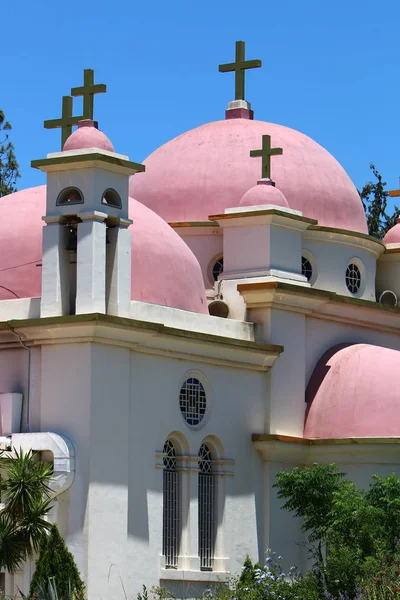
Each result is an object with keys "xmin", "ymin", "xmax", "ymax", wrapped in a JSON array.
[
  {"xmin": 56, "ymin": 187, "xmax": 83, "ymax": 206},
  {"xmin": 301, "ymin": 256, "xmax": 313, "ymax": 281},
  {"xmin": 179, "ymin": 377, "xmax": 207, "ymax": 427},
  {"xmin": 345, "ymin": 263, "xmax": 361, "ymax": 294},
  {"xmin": 212, "ymin": 257, "xmax": 224, "ymax": 282}
]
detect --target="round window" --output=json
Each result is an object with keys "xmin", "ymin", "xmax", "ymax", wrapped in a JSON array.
[
  {"xmin": 57, "ymin": 187, "xmax": 83, "ymax": 206},
  {"xmin": 301, "ymin": 256, "xmax": 313, "ymax": 282},
  {"xmin": 212, "ymin": 256, "xmax": 224, "ymax": 282},
  {"xmin": 179, "ymin": 377, "xmax": 207, "ymax": 427},
  {"xmin": 102, "ymin": 188, "xmax": 121, "ymax": 208},
  {"xmin": 345, "ymin": 263, "xmax": 361, "ymax": 294}
]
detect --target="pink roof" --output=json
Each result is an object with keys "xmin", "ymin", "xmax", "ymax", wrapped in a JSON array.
[
  {"xmin": 383, "ymin": 219, "xmax": 400, "ymax": 244},
  {"xmin": 239, "ymin": 182, "xmax": 289, "ymax": 209},
  {"xmin": 130, "ymin": 119, "xmax": 367, "ymax": 233},
  {"xmin": 0, "ymin": 186, "xmax": 207, "ymax": 313},
  {"xmin": 304, "ymin": 343, "xmax": 400, "ymax": 438},
  {"xmin": 63, "ymin": 120, "xmax": 115, "ymax": 152}
]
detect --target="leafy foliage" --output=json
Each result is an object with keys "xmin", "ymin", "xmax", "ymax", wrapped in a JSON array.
[
  {"xmin": 0, "ymin": 110, "xmax": 20, "ymax": 197},
  {"xmin": 274, "ymin": 464, "xmax": 400, "ymax": 599},
  {"xmin": 359, "ymin": 164, "xmax": 400, "ymax": 239},
  {"xmin": 0, "ymin": 449, "xmax": 53, "ymax": 572},
  {"xmin": 29, "ymin": 524, "xmax": 85, "ymax": 599}
]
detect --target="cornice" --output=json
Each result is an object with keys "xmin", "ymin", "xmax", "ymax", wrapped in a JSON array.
[
  {"xmin": 0, "ymin": 313, "xmax": 283, "ymax": 372},
  {"xmin": 304, "ymin": 225, "xmax": 384, "ymax": 256},
  {"xmin": 238, "ymin": 281, "xmax": 400, "ymax": 333},
  {"xmin": 252, "ymin": 433, "xmax": 400, "ymax": 465}
]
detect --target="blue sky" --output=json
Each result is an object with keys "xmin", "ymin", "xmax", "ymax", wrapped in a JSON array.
[{"xmin": 3, "ymin": 0, "xmax": 400, "ymax": 209}]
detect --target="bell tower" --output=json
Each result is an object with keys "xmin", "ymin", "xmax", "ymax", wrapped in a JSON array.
[{"xmin": 32, "ymin": 69, "xmax": 145, "ymax": 318}]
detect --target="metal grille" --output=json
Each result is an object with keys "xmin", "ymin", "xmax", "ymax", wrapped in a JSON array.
[
  {"xmin": 179, "ymin": 378, "xmax": 207, "ymax": 427},
  {"xmin": 198, "ymin": 444, "xmax": 215, "ymax": 571},
  {"xmin": 163, "ymin": 440, "xmax": 179, "ymax": 568},
  {"xmin": 345, "ymin": 263, "xmax": 361, "ymax": 294},
  {"xmin": 301, "ymin": 256, "xmax": 313, "ymax": 282},
  {"xmin": 212, "ymin": 257, "xmax": 224, "ymax": 281}
]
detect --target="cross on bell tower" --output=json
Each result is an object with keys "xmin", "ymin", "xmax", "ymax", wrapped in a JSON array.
[
  {"xmin": 250, "ymin": 135, "xmax": 283, "ymax": 183},
  {"xmin": 71, "ymin": 69, "xmax": 107, "ymax": 120},
  {"xmin": 219, "ymin": 41, "xmax": 262, "ymax": 120},
  {"xmin": 44, "ymin": 96, "xmax": 83, "ymax": 149}
]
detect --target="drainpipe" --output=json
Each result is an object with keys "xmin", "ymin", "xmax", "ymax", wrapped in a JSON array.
[{"xmin": 0, "ymin": 432, "xmax": 75, "ymax": 497}]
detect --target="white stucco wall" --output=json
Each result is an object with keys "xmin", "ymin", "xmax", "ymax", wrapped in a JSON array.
[
  {"xmin": 172, "ymin": 228, "xmax": 222, "ymax": 292},
  {"xmin": 302, "ymin": 235, "xmax": 381, "ymax": 300}
]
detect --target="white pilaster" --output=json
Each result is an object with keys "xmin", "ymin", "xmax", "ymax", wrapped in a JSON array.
[
  {"xmin": 106, "ymin": 220, "xmax": 133, "ymax": 317},
  {"xmin": 76, "ymin": 212, "xmax": 107, "ymax": 315},
  {"xmin": 41, "ymin": 217, "xmax": 70, "ymax": 318}
]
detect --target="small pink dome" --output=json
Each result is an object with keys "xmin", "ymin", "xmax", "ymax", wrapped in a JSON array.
[
  {"xmin": 383, "ymin": 219, "xmax": 400, "ymax": 244},
  {"xmin": 239, "ymin": 181, "xmax": 289, "ymax": 209},
  {"xmin": 0, "ymin": 186, "xmax": 207, "ymax": 313},
  {"xmin": 130, "ymin": 119, "xmax": 367, "ymax": 233},
  {"xmin": 63, "ymin": 120, "xmax": 115, "ymax": 153},
  {"xmin": 304, "ymin": 343, "xmax": 400, "ymax": 438}
]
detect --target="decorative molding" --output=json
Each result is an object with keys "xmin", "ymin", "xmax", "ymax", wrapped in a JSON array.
[
  {"xmin": 0, "ymin": 314, "xmax": 283, "ymax": 372},
  {"xmin": 252, "ymin": 433, "xmax": 400, "ymax": 466}
]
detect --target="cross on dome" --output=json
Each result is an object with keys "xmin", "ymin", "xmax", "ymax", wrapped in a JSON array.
[
  {"xmin": 44, "ymin": 96, "xmax": 83, "ymax": 149},
  {"xmin": 250, "ymin": 135, "xmax": 283, "ymax": 182},
  {"xmin": 219, "ymin": 41, "xmax": 262, "ymax": 101},
  {"xmin": 71, "ymin": 69, "xmax": 106, "ymax": 121}
]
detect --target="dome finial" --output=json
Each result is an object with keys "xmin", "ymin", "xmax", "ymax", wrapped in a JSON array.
[
  {"xmin": 219, "ymin": 41, "xmax": 262, "ymax": 120},
  {"xmin": 250, "ymin": 134, "xmax": 283, "ymax": 185}
]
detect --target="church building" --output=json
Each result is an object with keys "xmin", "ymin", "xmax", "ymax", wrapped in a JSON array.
[{"xmin": 1, "ymin": 42, "xmax": 400, "ymax": 598}]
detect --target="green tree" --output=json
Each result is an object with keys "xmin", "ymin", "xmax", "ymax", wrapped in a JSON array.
[
  {"xmin": 359, "ymin": 163, "xmax": 400, "ymax": 239},
  {"xmin": 274, "ymin": 464, "xmax": 400, "ymax": 599},
  {"xmin": 0, "ymin": 110, "xmax": 20, "ymax": 197},
  {"xmin": 29, "ymin": 524, "xmax": 85, "ymax": 599},
  {"xmin": 0, "ymin": 449, "xmax": 53, "ymax": 572}
]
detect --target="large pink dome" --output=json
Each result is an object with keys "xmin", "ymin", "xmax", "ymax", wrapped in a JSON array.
[
  {"xmin": 130, "ymin": 119, "xmax": 367, "ymax": 233},
  {"xmin": 0, "ymin": 186, "xmax": 207, "ymax": 313},
  {"xmin": 304, "ymin": 343, "xmax": 400, "ymax": 438}
]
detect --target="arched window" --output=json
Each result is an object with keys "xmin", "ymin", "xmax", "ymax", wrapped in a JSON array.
[
  {"xmin": 163, "ymin": 440, "xmax": 179, "ymax": 568},
  {"xmin": 56, "ymin": 187, "xmax": 84, "ymax": 206},
  {"xmin": 198, "ymin": 443, "xmax": 215, "ymax": 571},
  {"xmin": 102, "ymin": 188, "xmax": 122, "ymax": 208}
]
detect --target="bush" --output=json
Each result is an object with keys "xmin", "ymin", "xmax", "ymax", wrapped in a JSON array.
[{"xmin": 29, "ymin": 524, "xmax": 84, "ymax": 599}]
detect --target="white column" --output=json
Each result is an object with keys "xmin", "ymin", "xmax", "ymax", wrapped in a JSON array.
[
  {"xmin": 41, "ymin": 217, "xmax": 70, "ymax": 318},
  {"xmin": 76, "ymin": 211, "xmax": 107, "ymax": 315},
  {"xmin": 106, "ymin": 219, "xmax": 132, "ymax": 317}
]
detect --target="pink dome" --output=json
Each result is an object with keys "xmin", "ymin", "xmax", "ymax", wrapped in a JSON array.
[
  {"xmin": 63, "ymin": 120, "xmax": 115, "ymax": 152},
  {"xmin": 304, "ymin": 343, "xmax": 400, "ymax": 438},
  {"xmin": 239, "ymin": 181, "xmax": 289, "ymax": 209},
  {"xmin": 130, "ymin": 119, "xmax": 367, "ymax": 233},
  {"xmin": 383, "ymin": 219, "xmax": 400, "ymax": 244},
  {"xmin": 0, "ymin": 186, "xmax": 207, "ymax": 313}
]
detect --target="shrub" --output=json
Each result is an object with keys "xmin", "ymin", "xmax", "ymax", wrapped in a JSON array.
[{"xmin": 29, "ymin": 524, "xmax": 84, "ymax": 599}]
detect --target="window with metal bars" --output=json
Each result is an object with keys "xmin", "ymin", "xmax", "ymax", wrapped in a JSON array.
[
  {"xmin": 198, "ymin": 443, "xmax": 215, "ymax": 571},
  {"xmin": 163, "ymin": 440, "xmax": 179, "ymax": 568}
]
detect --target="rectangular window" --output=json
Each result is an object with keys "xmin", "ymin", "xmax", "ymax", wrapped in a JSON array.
[
  {"xmin": 198, "ymin": 471, "xmax": 215, "ymax": 571},
  {"xmin": 163, "ymin": 469, "xmax": 179, "ymax": 568}
]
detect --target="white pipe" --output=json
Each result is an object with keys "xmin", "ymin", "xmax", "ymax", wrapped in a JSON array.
[{"xmin": 9, "ymin": 433, "xmax": 75, "ymax": 497}]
